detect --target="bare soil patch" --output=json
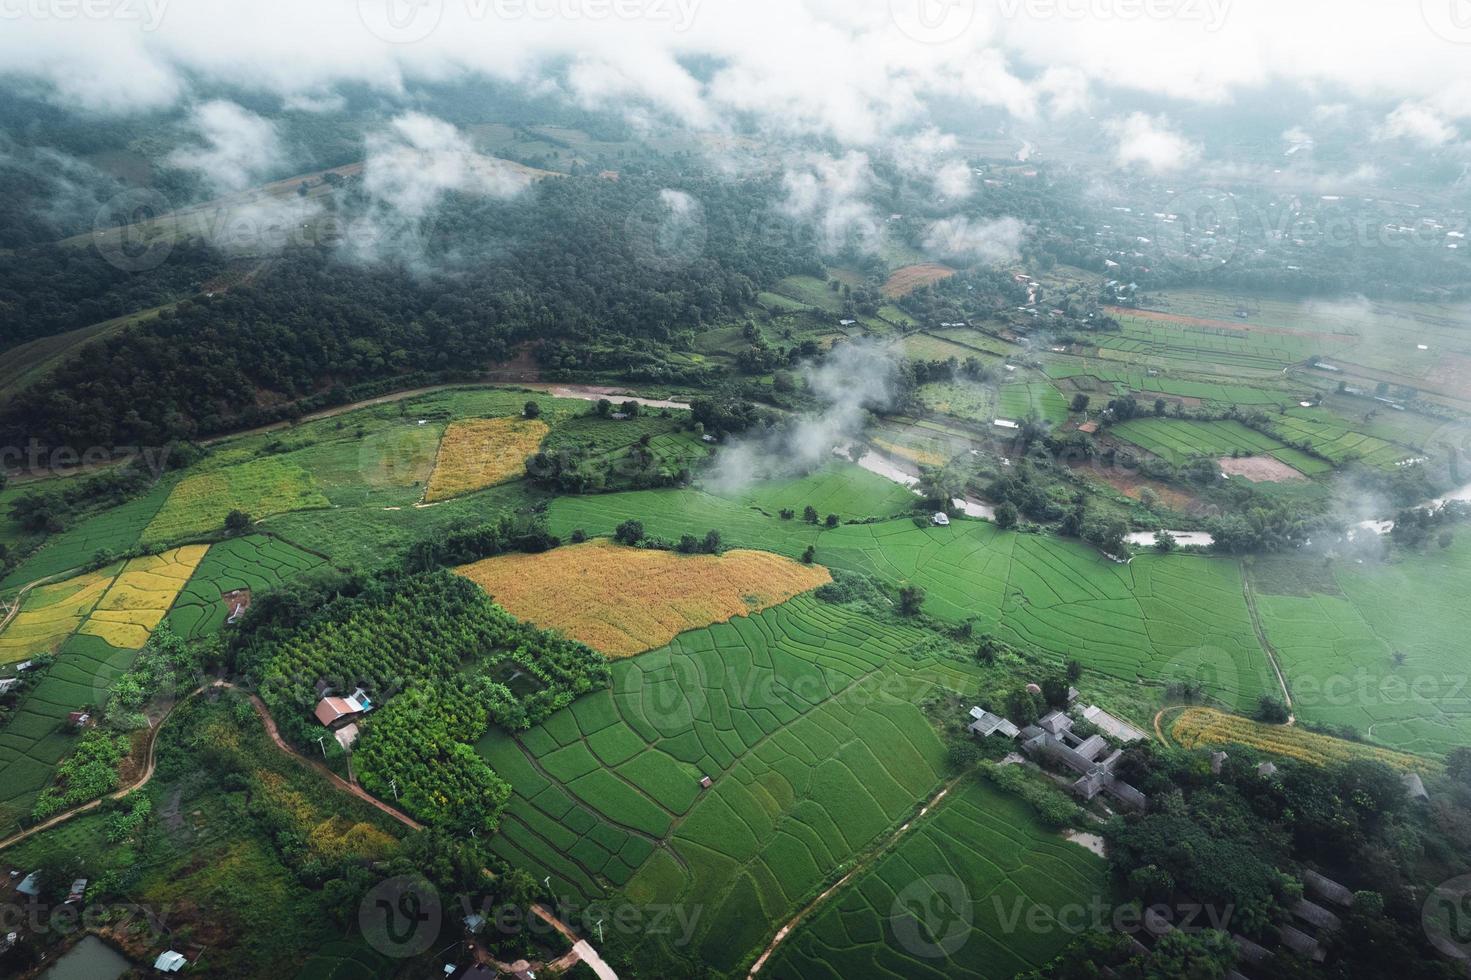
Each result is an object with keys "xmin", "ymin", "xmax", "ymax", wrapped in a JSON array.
[
  {"xmin": 883, "ymin": 263, "xmax": 956, "ymax": 298},
  {"xmin": 1219, "ymin": 455, "xmax": 1306, "ymax": 483}
]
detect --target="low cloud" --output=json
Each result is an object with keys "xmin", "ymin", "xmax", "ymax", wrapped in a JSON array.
[
  {"xmin": 779, "ymin": 151, "xmax": 881, "ymax": 253},
  {"xmin": 707, "ymin": 340, "xmax": 901, "ymax": 493},
  {"xmin": 1376, "ymin": 102, "xmax": 1459, "ymax": 148},
  {"xmin": 1107, "ymin": 112, "xmax": 1202, "ymax": 174},
  {"xmin": 923, "ymin": 216, "xmax": 1026, "ymax": 266},
  {"xmin": 168, "ymin": 101, "xmax": 284, "ymax": 193}
]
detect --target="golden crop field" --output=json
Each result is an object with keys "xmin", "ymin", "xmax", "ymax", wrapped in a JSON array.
[
  {"xmin": 143, "ymin": 458, "xmax": 330, "ymax": 544},
  {"xmin": 79, "ymin": 545, "xmax": 209, "ymax": 649},
  {"xmin": 424, "ymin": 417, "xmax": 550, "ymax": 502},
  {"xmin": 455, "ymin": 539, "xmax": 831, "ymax": 658},
  {"xmin": 0, "ymin": 567, "xmax": 120, "ymax": 664},
  {"xmin": 1172, "ymin": 707, "xmax": 1436, "ymax": 773}
]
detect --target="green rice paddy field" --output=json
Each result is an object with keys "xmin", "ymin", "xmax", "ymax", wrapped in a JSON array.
[
  {"xmin": 1097, "ymin": 315, "xmax": 1320, "ymax": 373},
  {"xmin": 1250, "ymin": 538, "xmax": 1471, "ymax": 756},
  {"xmin": 766, "ymin": 777, "xmax": 1110, "ymax": 980},
  {"xmin": 1109, "ymin": 418, "xmax": 1333, "ymax": 475},
  {"xmin": 548, "ymin": 481, "xmax": 1277, "ymax": 713},
  {"xmin": 475, "ymin": 595, "xmax": 980, "ymax": 975}
]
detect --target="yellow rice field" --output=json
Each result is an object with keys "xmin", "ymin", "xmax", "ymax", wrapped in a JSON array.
[
  {"xmin": 1172, "ymin": 707, "xmax": 1437, "ymax": 773},
  {"xmin": 455, "ymin": 539, "xmax": 831, "ymax": 658},
  {"xmin": 79, "ymin": 545, "xmax": 209, "ymax": 649},
  {"xmin": 0, "ymin": 567, "xmax": 120, "ymax": 663},
  {"xmin": 424, "ymin": 417, "xmax": 549, "ymax": 502},
  {"xmin": 143, "ymin": 457, "xmax": 329, "ymax": 544}
]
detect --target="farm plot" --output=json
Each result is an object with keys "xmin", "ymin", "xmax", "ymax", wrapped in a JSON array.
[
  {"xmin": 548, "ymin": 492, "xmax": 1276, "ymax": 713},
  {"xmin": 476, "ymin": 596, "xmax": 980, "ymax": 976},
  {"xmin": 166, "ymin": 535, "xmax": 327, "ymax": 640},
  {"xmin": 1, "ymin": 477, "xmax": 176, "ymax": 589},
  {"xmin": 143, "ymin": 457, "xmax": 329, "ymax": 544},
  {"xmin": 1099, "ymin": 313, "xmax": 1321, "ymax": 373},
  {"xmin": 456, "ymin": 540, "xmax": 830, "ymax": 658},
  {"xmin": 1253, "ymin": 541, "xmax": 1471, "ymax": 756},
  {"xmin": 1043, "ymin": 361, "xmax": 1288, "ymax": 407},
  {"xmin": 1109, "ymin": 418, "xmax": 1323, "ymax": 477},
  {"xmin": 1172, "ymin": 708, "xmax": 1435, "ymax": 772},
  {"xmin": 0, "ymin": 546, "xmax": 210, "ymax": 830},
  {"xmin": 424, "ymin": 417, "xmax": 549, "ymax": 502},
  {"xmin": 0, "ymin": 566, "xmax": 118, "ymax": 664},
  {"xmin": 734, "ymin": 461, "xmax": 920, "ymax": 522},
  {"xmin": 1260, "ymin": 407, "xmax": 1413, "ymax": 469},
  {"xmin": 765, "ymin": 777, "xmax": 1110, "ymax": 980},
  {"xmin": 917, "ymin": 381, "xmax": 996, "ymax": 426},
  {"xmin": 996, "ymin": 381, "xmax": 1069, "ymax": 424},
  {"xmin": 78, "ymin": 545, "xmax": 208, "ymax": 649},
  {"xmin": 882, "ymin": 263, "xmax": 955, "ymax": 298}
]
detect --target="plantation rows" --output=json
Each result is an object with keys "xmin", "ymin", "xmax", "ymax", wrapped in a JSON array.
[
  {"xmin": 1110, "ymin": 418, "xmax": 1288, "ymax": 460},
  {"xmin": 766, "ymin": 777, "xmax": 1109, "ymax": 980},
  {"xmin": 996, "ymin": 381, "xmax": 1069, "ymax": 424},
  {"xmin": 476, "ymin": 596, "xmax": 979, "ymax": 975},
  {"xmin": 1099, "ymin": 316, "xmax": 1317, "ymax": 373}
]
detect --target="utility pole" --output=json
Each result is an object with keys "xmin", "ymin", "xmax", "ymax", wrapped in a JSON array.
[
  {"xmin": 596, "ymin": 919, "xmax": 604, "ymax": 944},
  {"xmin": 390, "ymin": 777, "xmax": 399, "ymax": 800},
  {"xmin": 315, "ymin": 735, "xmax": 327, "ymax": 758}
]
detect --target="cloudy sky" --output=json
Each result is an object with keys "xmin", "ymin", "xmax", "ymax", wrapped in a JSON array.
[{"xmin": 3, "ymin": 1, "xmax": 1467, "ymax": 146}]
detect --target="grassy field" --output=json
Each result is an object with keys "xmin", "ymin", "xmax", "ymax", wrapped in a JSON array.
[
  {"xmin": 765, "ymin": 776, "xmax": 1111, "ymax": 980},
  {"xmin": 424, "ymin": 416, "xmax": 549, "ymax": 502},
  {"xmin": 916, "ymin": 382, "xmax": 996, "ymax": 426},
  {"xmin": 143, "ymin": 457, "xmax": 330, "ymax": 544},
  {"xmin": 1171, "ymin": 707, "xmax": 1436, "ymax": 772},
  {"xmin": 456, "ymin": 540, "xmax": 830, "ymax": 658},
  {"xmin": 1044, "ymin": 360, "xmax": 1290, "ymax": 406},
  {"xmin": 476, "ymin": 595, "xmax": 979, "ymax": 975},
  {"xmin": 1259, "ymin": 407, "xmax": 1415, "ymax": 469},
  {"xmin": 1099, "ymin": 312, "xmax": 1322, "ymax": 374}
]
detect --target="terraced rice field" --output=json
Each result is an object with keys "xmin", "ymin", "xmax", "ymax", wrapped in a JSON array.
[
  {"xmin": 1260, "ymin": 407, "xmax": 1414, "ymax": 469},
  {"xmin": 765, "ymin": 777, "xmax": 1110, "ymax": 980},
  {"xmin": 1171, "ymin": 708, "xmax": 1435, "ymax": 772},
  {"xmin": 424, "ymin": 416, "xmax": 549, "ymax": 502},
  {"xmin": 76, "ymin": 545, "xmax": 208, "ymax": 649},
  {"xmin": 476, "ymin": 596, "xmax": 980, "ymax": 975},
  {"xmin": 456, "ymin": 540, "xmax": 831, "ymax": 658},
  {"xmin": 0, "ymin": 546, "xmax": 207, "ymax": 832},
  {"xmin": 548, "ymin": 490, "xmax": 1274, "ymax": 713},
  {"xmin": 1251, "ymin": 541, "xmax": 1471, "ymax": 756},
  {"xmin": 1043, "ymin": 361, "xmax": 1288, "ymax": 406},
  {"xmin": 1108, "ymin": 418, "xmax": 1329, "ymax": 475},
  {"xmin": 167, "ymin": 535, "xmax": 328, "ymax": 639},
  {"xmin": 143, "ymin": 457, "xmax": 330, "ymax": 544},
  {"xmin": 1099, "ymin": 313, "xmax": 1321, "ymax": 373},
  {"xmin": 0, "ymin": 567, "xmax": 119, "ymax": 664},
  {"xmin": 0, "ymin": 477, "xmax": 177, "ymax": 589},
  {"xmin": 996, "ymin": 381, "xmax": 1069, "ymax": 424}
]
